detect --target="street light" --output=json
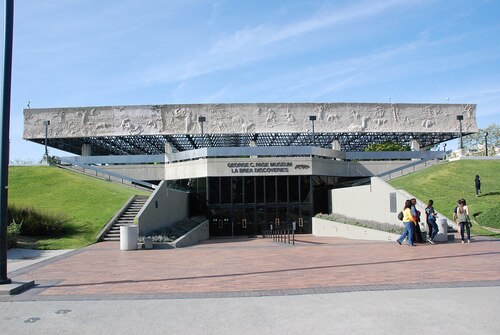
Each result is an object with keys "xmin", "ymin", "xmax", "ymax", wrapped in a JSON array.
[
  {"xmin": 309, "ymin": 115, "xmax": 316, "ymax": 146},
  {"xmin": 43, "ymin": 120, "xmax": 50, "ymax": 157},
  {"xmin": 198, "ymin": 116, "xmax": 206, "ymax": 147},
  {"xmin": 485, "ymin": 131, "xmax": 489, "ymax": 156},
  {"xmin": 456, "ymin": 115, "xmax": 464, "ymax": 149},
  {"xmin": 1, "ymin": 0, "xmax": 14, "ymax": 285}
]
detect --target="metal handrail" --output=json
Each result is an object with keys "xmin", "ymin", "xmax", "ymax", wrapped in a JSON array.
[{"xmin": 57, "ymin": 156, "xmax": 155, "ymax": 190}]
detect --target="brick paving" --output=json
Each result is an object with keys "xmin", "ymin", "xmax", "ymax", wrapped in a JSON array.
[{"xmin": 5, "ymin": 235, "xmax": 500, "ymax": 300}]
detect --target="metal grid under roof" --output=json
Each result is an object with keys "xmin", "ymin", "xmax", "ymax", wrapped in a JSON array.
[{"xmin": 28, "ymin": 131, "xmax": 466, "ymax": 156}]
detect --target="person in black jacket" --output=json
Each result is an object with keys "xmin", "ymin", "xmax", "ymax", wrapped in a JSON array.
[{"xmin": 475, "ymin": 175, "xmax": 482, "ymax": 197}]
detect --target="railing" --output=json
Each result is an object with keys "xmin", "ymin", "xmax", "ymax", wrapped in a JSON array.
[
  {"xmin": 377, "ymin": 157, "xmax": 442, "ymax": 181},
  {"xmin": 263, "ymin": 223, "xmax": 296, "ymax": 245},
  {"xmin": 56, "ymin": 156, "xmax": 156, "ymax": 190}
]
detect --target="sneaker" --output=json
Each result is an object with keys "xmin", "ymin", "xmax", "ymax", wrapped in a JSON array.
[
  {"xmin": 428, "ymin": 239, "xmax": 435, "ymax": 245},
  {"xmin": 467, "ymin": 239, "xmax": 471, "ymax": 243},
  {"xmin": 461, "ymin": 240, "xmax": 465, "ymax": 244},
  {"xmin": 397, "ymin": 239, "xmax": 402, "ymax": 245}
]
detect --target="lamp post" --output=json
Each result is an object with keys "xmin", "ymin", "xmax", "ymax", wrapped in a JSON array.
[
  {"xmin": 309, "ymin": 115, "xmax": 316, "ymax": 146},
  {"xmin": 1, "ymin": 0, "xmax": 14, "ymax": 285},
  {"xmin": 456, "ymin": 115, "xmax": 464, "ymax": 149},
  {"xmin": 43, "ymin": 120, "xmax": 50, "ymax": 157},
  {"xmin": 485, "ymin": 131, "xmax": 489, "ymax": 156},
  {"xmin": 198, "ymin": 116, "xmax": 206, "ymax": 147}
]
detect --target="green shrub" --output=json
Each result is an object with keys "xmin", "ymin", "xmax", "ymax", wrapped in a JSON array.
[
  {"xmin": 139, "ymin": 216, "xmax": 207, "ymax": 242},
  {"xmin": 316, "ymin": 213, "xmax": 405, "ymax": 234},
  {"xmin": 8, "ymin": 206, "xmax": 67, "ymax": 237},
  {"xmin": 7, "ymin": 219, "xmax": 22, "ymax": 248}
]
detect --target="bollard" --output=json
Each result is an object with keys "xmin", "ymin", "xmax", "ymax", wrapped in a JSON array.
[{"xmin": 434, "ymin": 218, "xmax": 448, "ymax": 242}]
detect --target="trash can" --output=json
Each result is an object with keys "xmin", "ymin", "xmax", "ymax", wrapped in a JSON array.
[
  {"xmin": 144, "ymin": 237, "xmax": 153, "ymax": 249},
  {"xmin": 120, "ymin": 225, "xmax": 138, "ymax": 250},
  {"xmin": 434, "ymin": 218, "xmax": 448, "ymax": 242}
]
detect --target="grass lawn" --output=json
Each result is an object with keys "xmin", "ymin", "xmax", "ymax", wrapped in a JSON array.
[
  {"xmin": 8, "ymin": 166, "xmax": 151, "ymax": 249},
  {"xmin": 389, "ymin": 160, "xmax": 500, "ymax": 237}
]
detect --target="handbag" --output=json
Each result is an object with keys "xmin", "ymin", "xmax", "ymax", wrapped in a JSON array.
[{"xmin": 397, "ymin": 211, "xmax": 403, "ymax": 221}]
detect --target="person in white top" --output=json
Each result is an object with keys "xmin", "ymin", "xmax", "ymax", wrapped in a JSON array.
[{"xmin": 455, "ymin": 198, "xmax": 471, "ymax": 243}]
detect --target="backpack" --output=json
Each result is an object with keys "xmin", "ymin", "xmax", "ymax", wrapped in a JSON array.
[{"xmin": 397, "ymin": 211, "xmax": 404, "ymax": 221}]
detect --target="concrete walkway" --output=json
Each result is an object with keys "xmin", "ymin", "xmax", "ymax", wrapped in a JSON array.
[
  {"xmin": 7, "ymin": 248, "xmax": 74, "ymax": 273},
  {"xmin": 1, "ymin": 235, "xmax": 499, "ymax": 334}
]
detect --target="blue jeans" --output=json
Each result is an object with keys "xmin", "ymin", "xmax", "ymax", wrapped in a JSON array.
[
  {"xmin": 460, "ymin": 222, "xmax": 470, "ymax": 240},
  {"xmin": 427, "ymin": 219, "xmax": 438, "ymax": 240},
  {"xmin": 398, "ymin": 221, "xmax": 414, "ymax": 246}
]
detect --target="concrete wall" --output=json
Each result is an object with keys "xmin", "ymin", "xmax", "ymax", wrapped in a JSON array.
[
  {"xmin": 165, "ymin": 156, "xmax": 424, "ymax": 180},
  {"xmin": 136, "ymin": 180, "xmax": 189, "ymax": 235},
  {"xmin": 330, "ymin": 177, "xmax": 457, "ymax": 230},
  {"xmin": 312, "ymin": 217, "xmax": 400, "ymax": 242},
  {"xmin": 100, "ymin": 164, "xmax": 165, "ymax": 181},
  {"xmin": 173, "ymin": 220, "xmax": 209, "ymax": 248},
  {"xmin": 24, "ymin": 103, "xmax": 477, "ymax": 139}
]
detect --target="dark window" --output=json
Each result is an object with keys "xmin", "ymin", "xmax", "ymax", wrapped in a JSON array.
[
  {"xmin": 256, "ymin": 176, "xmax": 265, "ymax": 203},
  {"xmin": 300, "ymin": 176, "xmax": 311, "ymax": 202},
  {"xmin": 232, "ymin": 177, "xmax": 243, "ymax": 204},
  {"xmin": 221, "ymin": 177, "xmax": 231, "ymax": 204},
  {"xmin": 244, "ymin": 177, "xmax": 255, "ymax": 204},
  {"xmin": 265, "ymin": 176, "xmax": 276, "ymax": 203},
  {"xmin": 277, "ymin": 176, "xmax": 288, "ymax": 203},
  {"xmin": 289, "ymin": 176, "xmax": 299, "ymax": 203},
  {"xmin": 208, "ymin": 177, "xmax": 219, "ymax": 204}
]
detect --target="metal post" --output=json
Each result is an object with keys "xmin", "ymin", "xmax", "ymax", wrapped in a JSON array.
[
  {"xmin": 198, "ymin": 116, "xmax": 205, "ymax": 147},
  {"xmin": 43, "ymin": 120, "xmax": 50, "ymax": 156},
  {"xmin": 485, "ymin": 131, "xmax": 489, "ymax": 156},
  {"xmin": 0, "ymin": 0, "xmax": 14, "ymax": 285},
  {"xmin": 457, "ymin": 115, "xmax": 464, "ymax": 149},
  {"xmin": 309, "ymin": 115, "xmax": 316, "ymax": 146}
]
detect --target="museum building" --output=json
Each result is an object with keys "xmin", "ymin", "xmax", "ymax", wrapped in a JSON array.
[{"xmin": 23, "ymin": 103, "xmax": 477, "ymax": 236}]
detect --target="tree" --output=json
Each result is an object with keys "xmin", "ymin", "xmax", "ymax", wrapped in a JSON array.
[
  {"xmin": 365, "ymin": 141, "xmax": 410, "ymax": 152},
  {"xmin": 463, "ymin": 124, "xmax": 500, "ymax": 156}
]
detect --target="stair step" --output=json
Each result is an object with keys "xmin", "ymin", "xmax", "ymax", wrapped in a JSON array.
[
  {"xmin": 99, "ymin": 195, "xmax": 150, "ymax": 242},
  {"xmin": 103, "ymin": 237, "xmax": 120, "ymax": 241}
]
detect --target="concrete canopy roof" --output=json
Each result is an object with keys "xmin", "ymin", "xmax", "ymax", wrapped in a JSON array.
[{"xmin": 23, "ymin": 102, "xmax": 477, "ymax": 155}]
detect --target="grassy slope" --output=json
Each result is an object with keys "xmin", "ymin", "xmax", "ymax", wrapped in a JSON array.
[
  {"xmin": 389, "ymin": 160, "xmax": 500, "ymax": 237},
  {"xmin": 8, "ymin": 166, "xmax": 150, "ymax": 249}
]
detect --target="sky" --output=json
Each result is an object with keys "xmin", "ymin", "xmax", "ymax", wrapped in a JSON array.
[{"xmin": 6, "ymin": 0, "xmax": 500, "ymax": 162}]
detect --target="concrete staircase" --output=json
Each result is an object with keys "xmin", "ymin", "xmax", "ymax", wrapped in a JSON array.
[{"xmin": 101, "ymin": 196, "xmax": 149, "ymax": 242}]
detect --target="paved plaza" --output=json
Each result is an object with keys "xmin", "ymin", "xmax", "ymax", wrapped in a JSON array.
[{"xmin": 1, "ymin": 235, "xmax": 499, "ymax": 334}]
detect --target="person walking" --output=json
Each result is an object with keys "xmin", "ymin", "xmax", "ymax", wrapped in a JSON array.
[
  {"xmin": 410, "ymin": 198, "xmax": 423, "ymax": 243},
  {"xmin": 475, "ymin": 175, "xmax": 482, "ymax": 197},
  {"xmin": 397, "ymin": 199, "xmax": 417, "ymax": 246},
  {"xmin": 425, "ymin": 200, "xmax": 439, "ymax": 244},
  {"xmin": 455, "ymin": 198, "xmax": 471, "ymax": 243}
]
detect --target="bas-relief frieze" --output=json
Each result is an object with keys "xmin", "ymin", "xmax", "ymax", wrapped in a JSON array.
[{"xmin": 23, "ymin": 103, "xmax": 477, "ymax": 139}]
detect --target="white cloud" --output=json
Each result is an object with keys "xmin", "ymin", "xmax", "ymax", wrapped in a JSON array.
[{"xmin": 129, "ymin": 0, "xmax": 428, "ymax": 87}]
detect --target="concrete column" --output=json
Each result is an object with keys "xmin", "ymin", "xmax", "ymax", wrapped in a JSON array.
[
  {"xmin": 82, "ymin": 143, "xmax": 92, "ymax": 156},
  {"xmin": 410, "ymin": 139, "xmax": 420, "ymax": 151},
  {"xmin": 410, "ymin": 139, "xmax": 420, "ymax": 161},
  {"xmin": 250, "ymin": 140, "xmax": 257, "ymax": 158},
  {"xmin": 331, "ymin": 140, "xmax": 341, "ymax": 151},
  {"xmin": 164, "ymin": 142, "xmax": 174, "ymax": 154},
  {"xmin": 434, "ymin": 218, "xmax": 448, "ymax": 242}
]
